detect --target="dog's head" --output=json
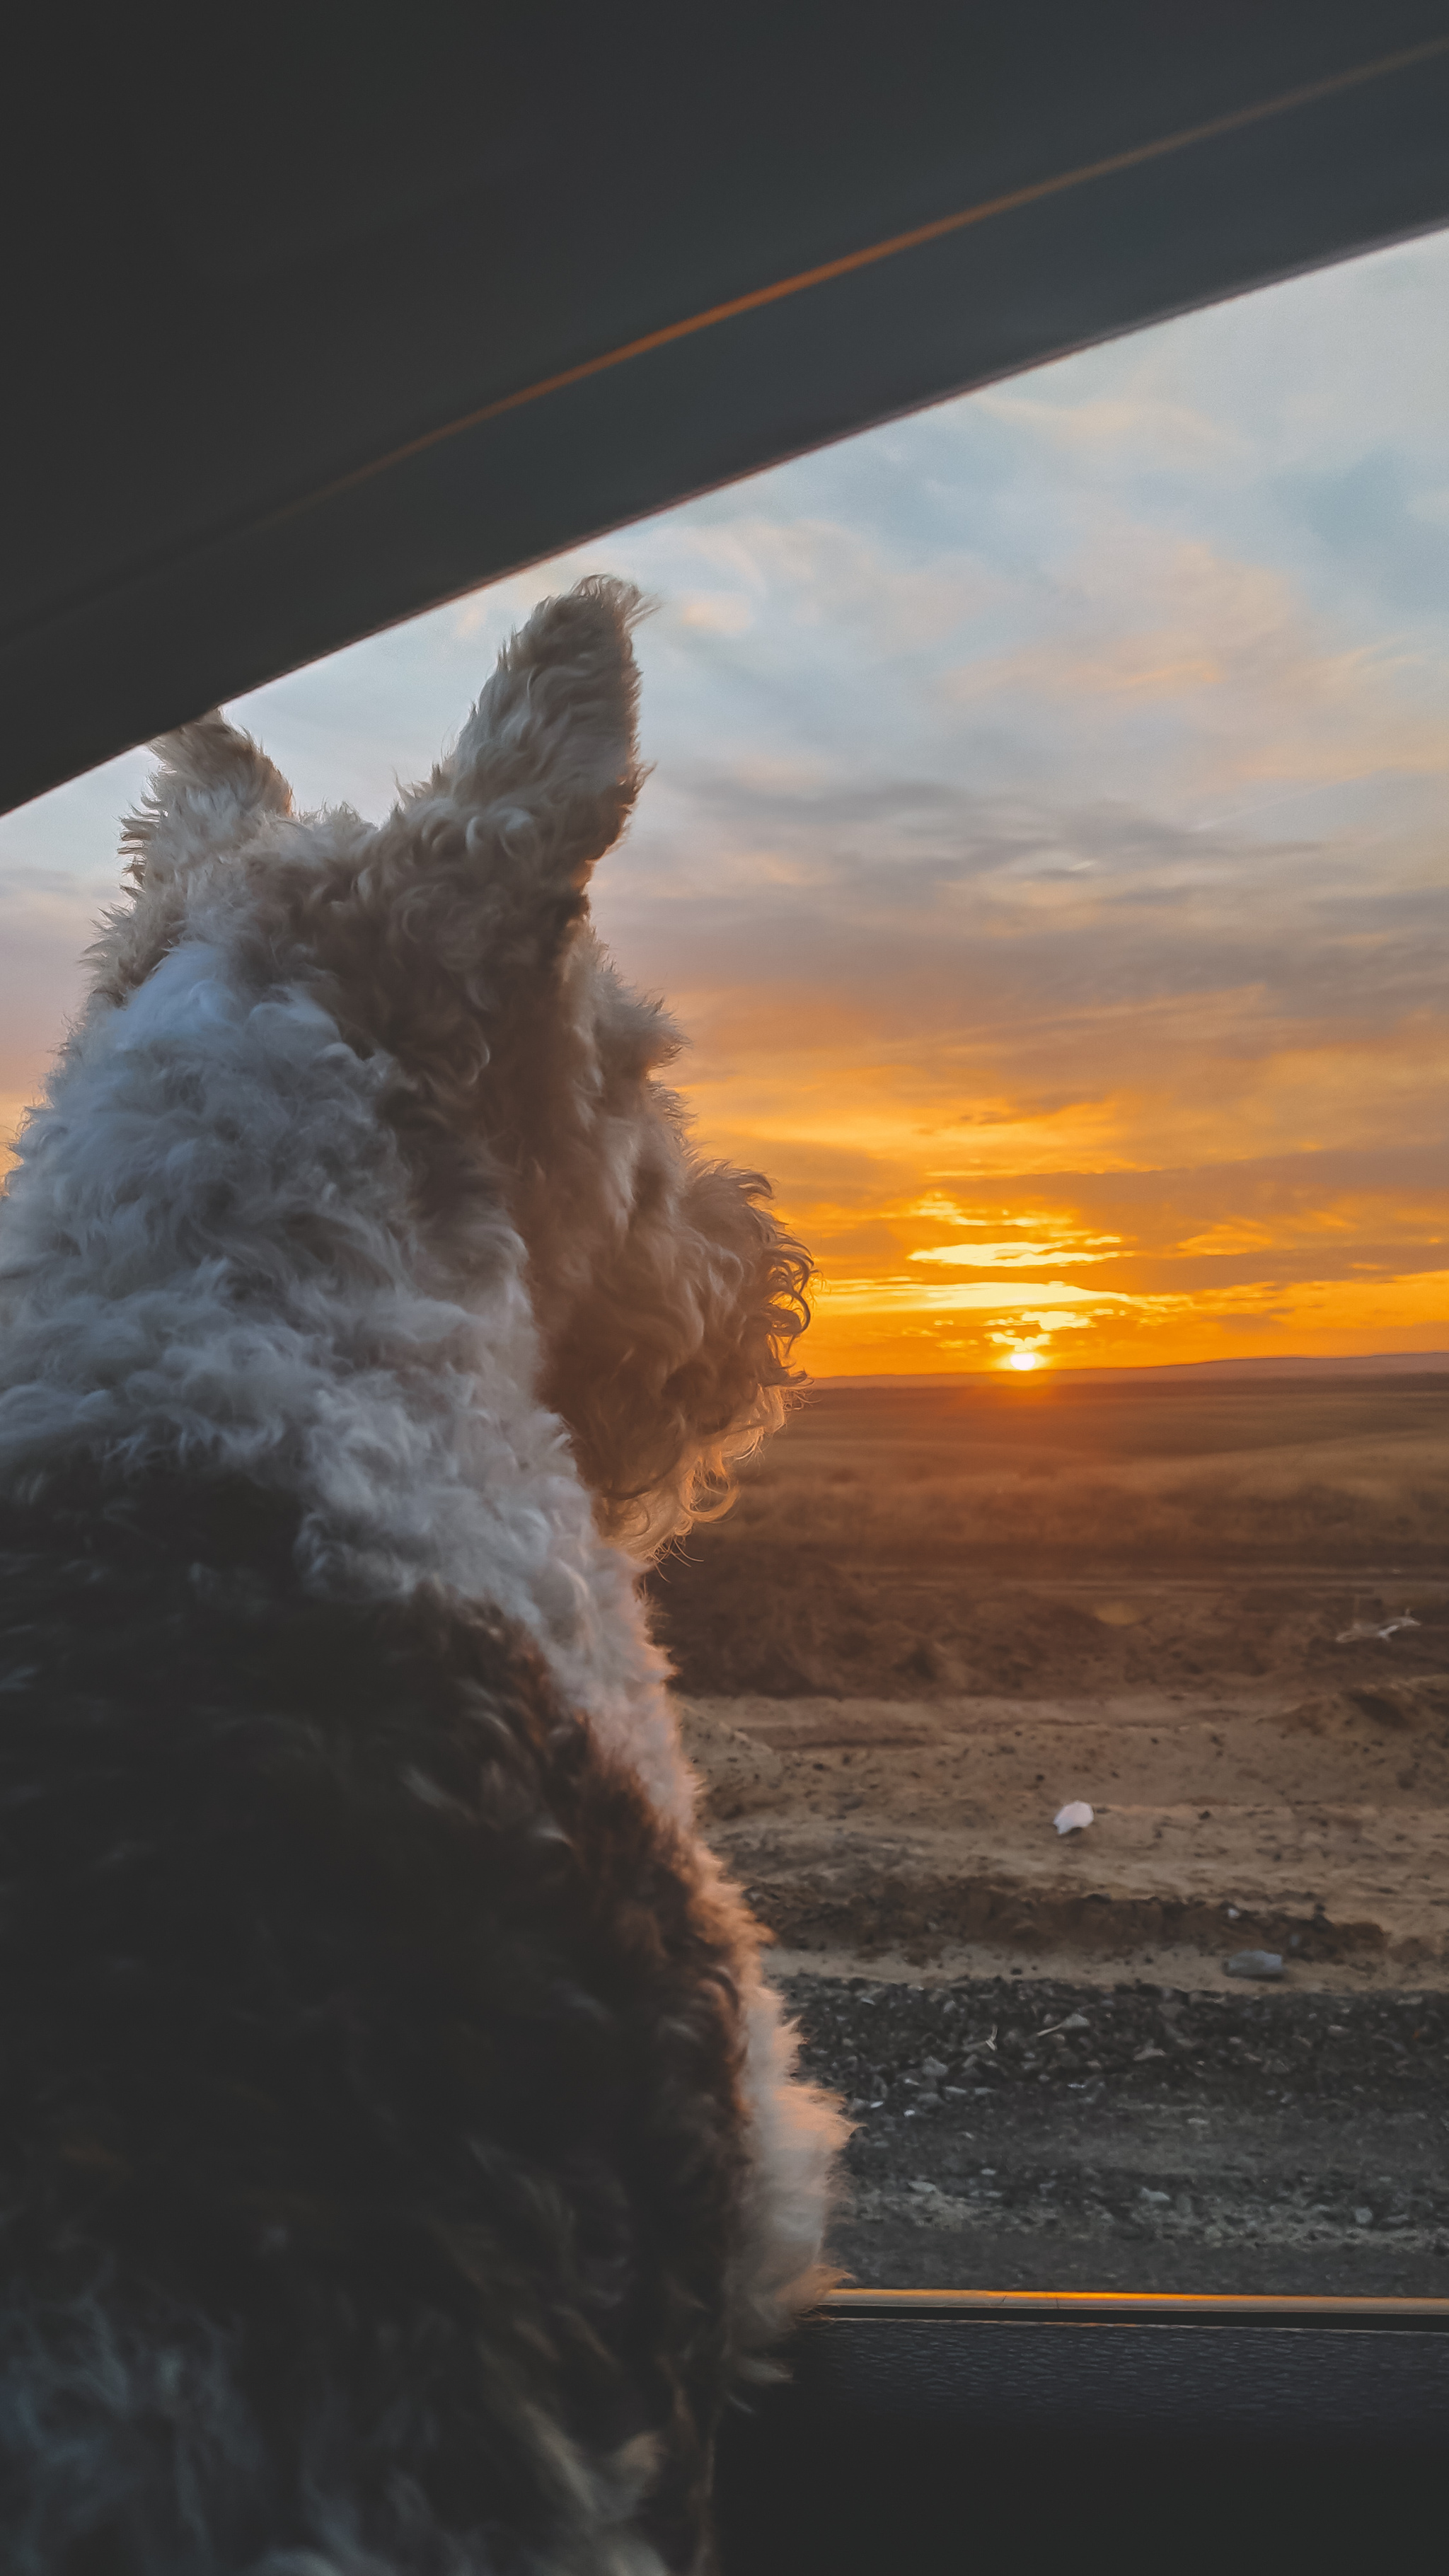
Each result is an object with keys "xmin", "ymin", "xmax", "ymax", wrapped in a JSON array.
[
  {"xmin": 104, "ymin": 579, "xmax": 810, "ymax": 1552},
  {"xmin": 440, "ymin": 580, "xmax": 812, "ymax": 1549}
]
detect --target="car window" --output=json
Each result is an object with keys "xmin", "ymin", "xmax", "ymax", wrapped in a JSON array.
[{"xmin": 4, "ymin": 224, "xmax": 1446, "ymax": 2300}]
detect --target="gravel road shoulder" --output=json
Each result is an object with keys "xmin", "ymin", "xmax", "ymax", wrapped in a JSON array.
[{"xmin": 785, "ymin": 1970, "xmax": 1449, "ymax": 2295}]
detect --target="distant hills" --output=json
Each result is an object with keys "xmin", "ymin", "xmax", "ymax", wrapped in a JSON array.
[{"xmin": 824, "ymin": 1351, "xmax": 1449, "ymax": 1387}]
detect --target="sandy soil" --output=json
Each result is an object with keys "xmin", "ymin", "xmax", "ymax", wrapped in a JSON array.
[
  {"xmin": 680, "ymin": 1650, "xmax": 1449, "ymax": 1988},
  {"xmin": 652, "ymin": 1377, "xmax": 1449, "ymax": 1989}
]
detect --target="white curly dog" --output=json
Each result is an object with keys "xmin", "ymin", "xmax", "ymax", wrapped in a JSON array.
[{"xmin": 0, "ymin": 579, "xmax": 843, "ymax": 2574}]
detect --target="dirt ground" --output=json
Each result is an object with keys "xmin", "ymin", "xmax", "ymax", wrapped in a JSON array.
[{"xmin": 646, "ymin": 1372, "xmax": 1449, "ymax": 2288}]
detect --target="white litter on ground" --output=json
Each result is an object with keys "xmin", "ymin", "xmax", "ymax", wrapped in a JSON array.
[
  {"xmin": 1053, "ymin": 1801, "xmax": 1095, "ymax": 1835},
  {"xmin": 1225, "ymin": 1949, "xmax": 1284, "ymax": 1980}
]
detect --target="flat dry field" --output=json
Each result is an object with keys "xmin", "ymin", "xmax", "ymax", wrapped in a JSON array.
[{"xmin": 648, "ymin": 1374, "xmax": 1449, "ymax": 1991}]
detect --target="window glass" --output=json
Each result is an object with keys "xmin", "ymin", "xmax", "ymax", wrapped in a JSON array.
[{"xmin": 5, "ymin": 229, "xmax": 1447, "ymax": 2297}]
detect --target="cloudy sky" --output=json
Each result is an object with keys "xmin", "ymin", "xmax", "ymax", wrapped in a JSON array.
[{"xmin": 4, "ymin": 229, "xmax": 1447, "ymax": 1375}]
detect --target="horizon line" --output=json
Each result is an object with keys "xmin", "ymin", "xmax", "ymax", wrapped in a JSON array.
[{"xmin": 807, "ymin": 1349, "xmax": 1449, "ymax": 1387}]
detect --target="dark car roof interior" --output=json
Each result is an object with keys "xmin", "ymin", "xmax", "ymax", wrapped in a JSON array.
[
  {"xmin": 6, "ymin": 4, "xmax": 1448, "ymax": 2560},
  {"xmin": 8, "ymin": 0, "xmax": 1449, "ymax": 816}
]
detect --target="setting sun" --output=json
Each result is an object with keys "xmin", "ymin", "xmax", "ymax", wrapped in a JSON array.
[{"xmin": 1005, "ymin": 1351, "xmax": 1044, "ymax": 1372}]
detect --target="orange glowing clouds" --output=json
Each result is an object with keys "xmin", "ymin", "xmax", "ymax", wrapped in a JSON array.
[
  {"xmin": 908, "ymin": 1230, "xmax": 1122, "ymax": 1268},
  {"xmin": 663, "ymin": 969, "xmax": 1448, "ymax": 1372}
]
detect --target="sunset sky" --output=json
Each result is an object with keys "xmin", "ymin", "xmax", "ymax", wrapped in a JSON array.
[{"xmin": 3, "ymin": 231, "xmax": 1447, "ymax": 1375}]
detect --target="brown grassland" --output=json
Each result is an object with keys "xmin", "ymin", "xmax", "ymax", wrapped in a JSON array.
[{"xmin": 649, "ymin": 1373, "xmax": 1449, "ymax": 1986}]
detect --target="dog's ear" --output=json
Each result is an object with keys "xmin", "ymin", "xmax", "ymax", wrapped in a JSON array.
[
  {"xmin": 409, "ymin": 576, "xmax": 650, "ymax": 993},
  {"xmin": 444, "ymin": 576, "xmax": 647, "ymax": 879},
  {"xmin": 122, "ymin": 713, "xmax": 294, "ymax": 886},
  {"xmin": 295, "ymin": 578, "xmax": 648, "ymax": 1090},
  {"xmin": 89, "ymin": 715, "xmax": 294, "ymax": 1007},
  {"xmin": 271, "ymin": 576, "xmax": 652, "ymax": 1148}
]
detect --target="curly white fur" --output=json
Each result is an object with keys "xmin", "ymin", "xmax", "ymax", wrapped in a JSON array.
[{"xmin": 0, "ymin": 935, "xmax": 682, "ymax": 1814}]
